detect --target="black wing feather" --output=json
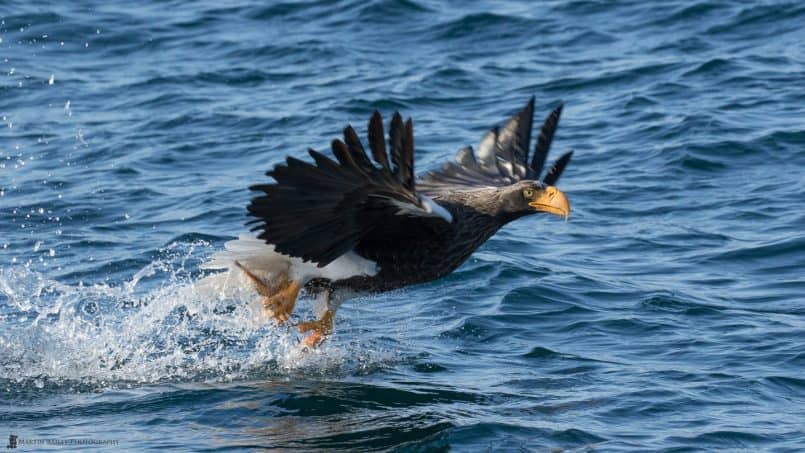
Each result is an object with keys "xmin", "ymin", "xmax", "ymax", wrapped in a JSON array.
[
  {"xmin": 389, "ymin": 112, "xmax": 404, "ymax": 176},
  {"xmin": 401, "ymin": 118, "xmax": 415, "ymax": 191},
  {"xmin": 248, "ymin": 112, "xmax": 451, "ymax": 267},
  {"xmin": 495, "ymin": 95, "xmax": 534, "ymax": 180},
  {"xmin": 331, "ymin": 139, "xmax": 360, "ymax": 172},
  {"xmin": 419, "ymin": 98, "xmax": 571, "ymax": 194},
  {"xmin": 368, "ymin": 111, "xmax": 390, "ymax": 171},
  {"xmin": 343, "ymin": 125, "xmax": 374, "ymax": 172},
  {"xmin": 542, "ymin": 151, "xmax": 573, "ymax": 186},
  {"xmin": 530, "ymin": 103, "xmax": 563, "ymax": 179}
]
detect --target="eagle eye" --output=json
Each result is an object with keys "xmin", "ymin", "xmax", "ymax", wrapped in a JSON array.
[{"xmin": 523, "ymin": 189, "xmax": 535, "ymax": 198}]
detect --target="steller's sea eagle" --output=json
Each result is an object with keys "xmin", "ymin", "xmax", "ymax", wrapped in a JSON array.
[{"xmin": 206, "ymin": 97, "xmax": 572, "ymax": 347}]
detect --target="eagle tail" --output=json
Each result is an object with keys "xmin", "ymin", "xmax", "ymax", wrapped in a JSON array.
[{"xmin": 202, "ymin": 234, "xmax": 377, "ymax": 283}]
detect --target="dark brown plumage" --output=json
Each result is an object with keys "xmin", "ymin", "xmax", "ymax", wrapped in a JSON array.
[{"xmin": 246, "ymin": 97, "xmax": 573, "ymax": 298}]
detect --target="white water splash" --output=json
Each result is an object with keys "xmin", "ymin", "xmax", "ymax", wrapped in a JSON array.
[{"xmin": 0, "ymin": 243, "xmax": 367, "ymax": 389}]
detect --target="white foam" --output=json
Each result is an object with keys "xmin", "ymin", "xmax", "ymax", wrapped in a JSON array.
[{"xmin": 0, "ymin": 241, "xmax": 388, "ymax": 389}]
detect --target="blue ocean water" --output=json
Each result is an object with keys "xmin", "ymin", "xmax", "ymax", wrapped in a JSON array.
[{"xmin": 1, "ymin": 0, "xmax": 804, "ymax": 450}]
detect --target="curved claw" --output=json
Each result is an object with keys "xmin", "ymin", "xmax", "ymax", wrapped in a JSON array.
[
  {"xmin": 302, "ymin": 331, "xmax": 325, "ymax": 348},
  {"xmin": 262, "ymin": 280, "xmax": 301, "ymax": 324},
  {"xmin": 236, "ymin": 261, "xmax": 301, "ymax": 324},
  {"xmin": 298, "ymin": 310, "xmax": 334, "ymax": 348}
]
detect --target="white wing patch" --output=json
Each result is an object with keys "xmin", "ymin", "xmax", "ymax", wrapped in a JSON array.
[
  {"xmin": 419, "ymin": 195, "xmax": 453, "ymax": 223},
  {"xmin": 389, "ymin": 195, "xmax": 453, "ymax": 223}
]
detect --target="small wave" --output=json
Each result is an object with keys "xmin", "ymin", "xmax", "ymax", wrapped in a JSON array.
[
  {"xmin": 521, "ymin": 346, "xmax": 612, "ymax": 366},
  {"xmin": 558, "ymin": 317, "xmax": 675, "ymax": 336},
  {"xmin": 682, "ymin": 57, "xmax": 742, "ymax": 78},
  {"xmin": 1, "ymin": 12, "xmax": 64, "ymax": 31},
  {"xmin": 342, "ymin": 97, "xmax": 412, "ymax": 114},
  {"xmin": 764, "ymin": 375, "xmax": 805, "ymax": 398},
  {"xmin": 440, "ymin": 317, "xmax": 500, "ymax": 342},
  {"xmin": 127, "ymin": 67, "xmax": 285, "ymax": 91},
  {"xmin": 551, "ymin": 1, "xmax": 619, "ymax": 16},
  {"xmin": 705, "ymin": 234, "xmax": 805, "ymax": 263},
  {"xmin": 432, "ymin": 13, "xmax": 533, "ymax": 40},
  {"xmin": 678, "ymin": 154, "xmax": 727, "ymax": 171},
  {"xmin": 651, "ymin": 35, "xmax": 713, "ymax": 53},
  {"xmin": 224, "ymin": 41, "xmax": 336, "ymax": 62},
  {"xmin": 412, "ymin": 362, "xmax": 448, "ymax": 373},
  {"xmin": 649, "ymin": 2, "xmax": 729, "ymax": 26},
  {"xmin": 669, "ymin": 430, "xmax": 774, "ymax": 448},
  {"xmin": 420, "ymin": 67, "xmax": 483, "ymax": 92},
  {"xmin": 639, "ymin": 292, "xmax": 723, "ymax": 316},
  {"xmin": 624, "ymin": 94, "xmax": 658, "ymax": 109},
  {"xmin": 536, "ymin": 62, "xmax": 683, "ymax": 94},
  {"xmin": 561, "ymin": 30, "xmax": 617, "ymax": 47},
  {"xmin": 248, "ymin": 0, "xmax": 337, "ymax": 21},
  {"xmin": 357, "ymin": 0, "xmax": 432, "ymax": 21},
  {"xmin": 447, "ymin": 422, "xmax": 607, "ymax": 451},
  {"xmin": 761, "ymin": 129, "xmax": 805, "ymax": 154},
  {"xmin": 706, "ymin": 3, "xmax": 805, "ymax": 37}
]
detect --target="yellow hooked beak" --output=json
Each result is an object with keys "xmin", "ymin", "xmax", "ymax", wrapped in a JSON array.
[{"xmin": 528, "ymin": 186, "xmax": 570, "ymax": 220}]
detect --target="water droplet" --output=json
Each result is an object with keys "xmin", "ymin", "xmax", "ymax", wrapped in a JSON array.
[
  {"xmin": 34, "ymin": 241, "xmax": 41, "ymax": 252},
  {"xmin": 48, "ymin": 74, "xmax": 55, "ymax": 85},
  {"xmin": 49, "ymin": 249, "xmax": 56, "ymax": 257}
]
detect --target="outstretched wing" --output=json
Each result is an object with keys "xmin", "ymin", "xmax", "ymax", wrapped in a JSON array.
[
  {"xmin": 247, "ymin": 112, "xmax": 453, "ymax": 267},
  {"xmin": 419, "ymin": 97, "xmax": 573, "ymax": 193}
]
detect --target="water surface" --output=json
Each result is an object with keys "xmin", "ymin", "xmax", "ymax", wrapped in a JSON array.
[{"xmin": 2, "ymin": 1, "xmax": 804, "ymax": 450}]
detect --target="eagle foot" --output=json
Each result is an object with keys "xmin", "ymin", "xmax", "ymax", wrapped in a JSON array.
[
  {"xmin": 235, "ymin": 261, "xmax": 301, "ymax": 324},
  {"xmin": 298, "ymin": 309, "xmax": 334, "ymax": 348},
  {"xmin": 261, "ymin": 280, "xmax": 301, "ymax": 324}
]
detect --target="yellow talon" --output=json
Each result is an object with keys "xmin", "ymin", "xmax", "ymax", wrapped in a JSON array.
[
  {"xmin": 235, "ymin": 261, "xmax": 301, "ymax": 325},
  {"xmin": 262, "ymin": 279, "xmax": 301, "ymax": 324},
  {"xmin": 299, "ymin": 309, "xmax": 334, "ymax": 348}
]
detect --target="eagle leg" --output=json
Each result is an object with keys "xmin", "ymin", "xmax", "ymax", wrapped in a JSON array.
[
  {"xmin": 262, "ymin": 279, "xmax": 301, "ymax": 324},
  {"xmin": 235, "ymin": 261, "xmax": 301, "ymax": 324},
  {"xmin": 298, "ymin": 309, "xmax": 334, "ymax": 348}
]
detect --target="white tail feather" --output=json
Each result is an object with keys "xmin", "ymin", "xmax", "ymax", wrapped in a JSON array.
[{"xmin": 203, "ymin": 234, "xmax": 378, "ymax": 284}]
